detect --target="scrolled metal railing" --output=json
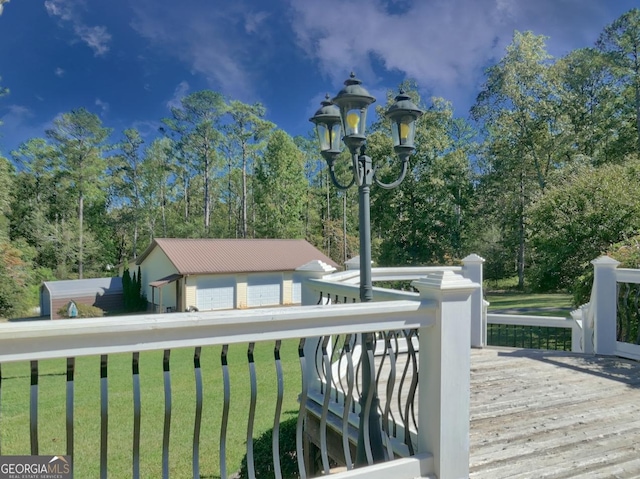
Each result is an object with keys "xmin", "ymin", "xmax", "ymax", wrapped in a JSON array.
[
  {"xmin": 617, "ymin": 282, "xmax": 640, "ymax": 345},
  {"xmin": 0, "ymin": 300, "xmax": 429, "ymax": 479},
  {"xmin": 311, "ymin": 328, "xmax": 421, "ymax": 460}
]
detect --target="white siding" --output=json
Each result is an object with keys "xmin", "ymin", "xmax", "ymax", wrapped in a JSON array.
[{"xmin": 140, "ymin": 248, "xmax": 179, "ymax": 310}]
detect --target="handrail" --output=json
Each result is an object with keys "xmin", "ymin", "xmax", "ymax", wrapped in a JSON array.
[
  {"xmin": 616, "ymin": 268, "xmax": 640, "ymax": 284},
  {"xmin": 0, "ymin": 301, "xmax": 433, "ymax": 363},
  {"xmin": 487, "ymin": 313, "xmax": 573, "ymax": 328}
]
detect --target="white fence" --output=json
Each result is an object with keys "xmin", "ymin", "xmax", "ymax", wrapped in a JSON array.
[
  {"xmin": 0, "ymin": 264, "xmax": 480, "ymax": 479},
  {"xmin": 586, "ymin": 256, "xmax": 640, "ymax": 361}
]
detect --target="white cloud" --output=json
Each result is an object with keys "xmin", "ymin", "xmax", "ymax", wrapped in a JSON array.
[
  {"xmin": 95, "ymin": 98, "xmax": 109, "ymax": 116},
  {"xmin": 245, "ymin": 11, "xmax": 270, "ymax": 34},
  {"xmin": 54, "ymin": 67, "xmax": 65, "ymax": 78},
  {"xmin": 166, "ymin": 81, "xmax": 189, "ymax": 110},
  {"xmin": 0, "ymin": 105, "xmax": 41, "ymax": 154},
  {"xmin": 75, "ymin": 25, "xmax": 111, "ymax": 56},
  {"xmin": 130, "ymin": 1, "xmax": 273, "ymax": 101},
  {"xmin": 45, "ymin": 0, "xmax": 111, "ymax": 56},
  {"xmin": 288, "ymin": 0, "xmax": 625, "ymax": 108}
]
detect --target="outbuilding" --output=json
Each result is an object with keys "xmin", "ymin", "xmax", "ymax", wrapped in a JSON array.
[
  {"xmin": 135, "ymin": 238, "xmax": 339, "ymax": 312},
  {"xmin": 40, "ymin": 277, "xmax": 124, "ymax": 319}
]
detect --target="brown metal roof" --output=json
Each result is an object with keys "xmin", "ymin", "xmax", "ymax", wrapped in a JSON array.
[{"xmin": 137, "ymin": 238, "xmax": 339, "ymax": 274}]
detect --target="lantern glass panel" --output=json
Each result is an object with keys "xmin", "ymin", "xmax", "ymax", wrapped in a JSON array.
[
  {"xmin": 391, "ymin": 115, "xmax": 417, "ymax": 147},
  {"xmin": 315, "ymin": 123, "xmax": 331, "ymax": 151},
  {"xmin": 329, "ymin": 123, "xmax": 343, "ymax": 151},
  {"xmin": 341, "ymin": 107, "xmax": 368, "ymax": 137}
]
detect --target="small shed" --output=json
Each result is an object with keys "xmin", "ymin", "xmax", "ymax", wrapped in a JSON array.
[{"xmin": 40, "ymin": 277, "xmax": 124, "ymax": 319}]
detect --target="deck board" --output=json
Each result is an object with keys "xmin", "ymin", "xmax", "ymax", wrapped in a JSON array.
[{"xmin": 469, "ymin": 348, "xmax": 640, "ymax": 478}]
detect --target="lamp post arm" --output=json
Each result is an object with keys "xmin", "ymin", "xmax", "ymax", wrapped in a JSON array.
[
  {"xmin": 373, "ymin": 157, "xmax": 410, "ymax": 190},
  {"xmin": 327, "ymin": 164, "xmax": 356, "ymax": 190}
]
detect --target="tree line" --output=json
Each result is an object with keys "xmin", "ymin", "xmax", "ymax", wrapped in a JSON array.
[{"xmin": 0, "ymin": 9, "xmax": 639, "ymax": 317}]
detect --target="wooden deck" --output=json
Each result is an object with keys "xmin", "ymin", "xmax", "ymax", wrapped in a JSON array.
[{"xmin": 469, "ymin": 348, "xmax": 640, "ymax": 478}]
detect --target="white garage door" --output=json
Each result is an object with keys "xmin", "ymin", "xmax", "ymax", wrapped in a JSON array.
[
  {"xmin": 292, "ymin": 274, "xmax": 303, "ymax": 304},
  {"xmin": 247, "ymin": 274, "xmax": 282, "ymax": 307},
  {"xmin": 196, "ymin": 276, "xmax": 236, "ymax": 311}
]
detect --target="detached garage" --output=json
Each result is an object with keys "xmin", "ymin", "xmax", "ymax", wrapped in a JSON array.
[
  {"xmin": 136, "ymin": 238, "xmax": 338, "ymax": 313},
  {"xmin": 40, "ymin": 277, "xmax": 124, "ymax": 319}
]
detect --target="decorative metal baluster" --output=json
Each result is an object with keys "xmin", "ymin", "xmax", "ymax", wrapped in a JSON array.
[
  {"xmin": 624, "ymin": 284, "xmax": 633, "ymax": 343},
  {"xmin": 296, "ymin": 338, "xmax": 307, "ymax": 479},
  {"xmin": 315, "ymin": 339, "xmax": 324, "ymax": 395},
  {"xmin": 341, "ymin": 335, "xmax": 354, "ymax": 469},
  {"xmin": 66, "ymin": 358, "xmax": 75, "ymax": 464},
  {"xmin": 193, "ymin": 347, "xmax": 203, "ymax": 479},
  {"xmin": 361, "ymin": 332, "xmax": 377, "ymax": 465},
  {"xmin": 220, "ymin": 345, "xmax": 230, "ymax": 479},
  {"xmin": 399, "ymin": 330, "xmax": 417, "ymax": 454},
  {"xmin": 100, "ymin": 355, "xmax": 108, "ymax": 479},
  {"xmin": 388, "ymin": 332, "xmax": 401, "ymax": 439},
  {"xmin": 246, "ymin": 342, "xmax": 257, "ymax": 479},
  {"xmin": 331, "ymin": 335, "xmax": 343, "ymax": 402},
  {"xmin": 382, "ymin": 331, "xmax": 397, "ymax": 459},
  {"xmin": 162, "ymin": 349, "xmax": 171, "ymax": 479},
  {"xmin": 272, "ymin": 340, "xmax": 284, "ymax": 479},
  {"xmin": 407, "ymin": 331, "xmax": 419, "ymax": 437},
  {"xmin": 132, "ymin": 353, "xmax": 141, "ymax": 479},
  {"xmin": 30, "ymin": 360, "xmax": 38, "ymax": 455},
  {"xmin": 0, "ymin": 364, "xmax": 2, "ymax": 455},
  {"xmin": 319, "ymin": 335, "xmax": 331, "ymax": 474}
]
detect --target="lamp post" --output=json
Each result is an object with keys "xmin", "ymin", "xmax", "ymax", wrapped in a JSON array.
[{"xmin": 310, "ymin": 73, "xmax": 423, "ymax": 466}]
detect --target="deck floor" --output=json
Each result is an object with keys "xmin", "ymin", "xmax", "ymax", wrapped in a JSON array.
[{"xmin": 469, "ymin": 348, "xmax": 640, "ymax": 478}]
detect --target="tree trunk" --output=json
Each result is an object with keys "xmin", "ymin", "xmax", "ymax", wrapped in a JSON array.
[
  {"xmin": 204, "ymin": 155, "xmax": 211, "ymax": 235},
  {"xmin": 78, "ymin": 193, "xmax": 84, "ymax": 280},
  {"xmin": 517, "ymin": 173, "xmax": 525, "ymax": 289},
  {"xmin": 241, "ymin": 142, "xmax": 248, "ymax": 238}
]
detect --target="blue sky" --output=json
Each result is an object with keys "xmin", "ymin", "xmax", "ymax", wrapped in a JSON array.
[{"xmin": 0, "ymin": 0, "xmax": 637, "ymax": 157}]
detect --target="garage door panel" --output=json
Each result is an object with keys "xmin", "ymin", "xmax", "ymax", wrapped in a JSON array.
[
  {"xmin": 247, "ymin": 274, "xmax": 281, "ymax": 307},
  {"xmin": 196, "ymin": 277, "xmax": 236, "ymax": 311},
  {"xmin": 292, "ymin": 274, "xmax": 303, "ymax": 304}
]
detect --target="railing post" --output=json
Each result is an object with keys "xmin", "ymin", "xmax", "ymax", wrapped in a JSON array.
[
  {"xmin": 412, "ymin": 271, "xmax": 479, "ymax": 479},
  {"xmin": 345, "ymin": 256, "xmax": 360, "ymax": 271},
  {"xmin": 591, "ymin": 256, "xmax": 620, "ymax": 356},
  {"xmin": 462, "ymin": 254, "xmax": 485, "ymax": 348},
  {"xmin": 297, "ymin": 260, "xmax": 338, "ymax": 306}
]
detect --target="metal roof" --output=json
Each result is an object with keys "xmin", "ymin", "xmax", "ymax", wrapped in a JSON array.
[
  {"xmin": 42, "ymin": 277, "xmax": 123, "ymax": 297},
  {"xmin": 149, "ymin": 273, "xmax": 183, "ymax": 288},
  {"xmin": 136, "ymin": 238, "xmax": 339, "ymax": 274}
]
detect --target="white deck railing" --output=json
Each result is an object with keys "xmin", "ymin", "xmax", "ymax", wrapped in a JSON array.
[
  {"xmin": 587, "ymin": 256, "xmax": 640, "ymax": 361},
  {"xmin": 0, "ymin": 265, "xmax": 480, "ymax": 479}
]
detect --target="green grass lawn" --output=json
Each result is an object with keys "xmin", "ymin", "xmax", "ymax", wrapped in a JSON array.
[
  {"xmin": 0, "ymin": 340, "xmax": 302, "ymax": 479},
  {"xmin": 484, "ymin": 292, "xmax": 575, "ymax": 350},
  {"xmin": 486, "ymin": 292, "xmax": 573, "ymax": 316}
]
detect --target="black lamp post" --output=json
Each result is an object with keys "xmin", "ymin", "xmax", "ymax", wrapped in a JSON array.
[{"xmin": 310, "ymin": 73, "xmax": 423, "ymax": 466}]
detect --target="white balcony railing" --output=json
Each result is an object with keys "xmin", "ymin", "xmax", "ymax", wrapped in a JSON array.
[{"xmin": 0, "ymin": 263, "xmax": 479, "ymax": 479}]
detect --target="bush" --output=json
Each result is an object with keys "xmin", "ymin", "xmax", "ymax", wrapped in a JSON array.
[
  {"xmin": 528, "ymin": 160, "xmax": 640, "ymax": 297},
  {"xmin": 57, "ymin": 302, "xmax": 104, "ymax": 319},
  {"xmin": 238, "ymin": 416, "xmax": 299, "ymax": 479},
  {"xmin": 572, "ymin": 235, "xmax": 640, "ymax": 306}
]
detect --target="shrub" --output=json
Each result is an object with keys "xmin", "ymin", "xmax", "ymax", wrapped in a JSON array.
[{"xmin": 238, "ymin": 416, "xmax": 299, "ymax": 478}]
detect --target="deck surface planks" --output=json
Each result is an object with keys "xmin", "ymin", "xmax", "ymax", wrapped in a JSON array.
[{"xmin": 469, "ymin": 348, "xmax": 640, "ymax": 478}]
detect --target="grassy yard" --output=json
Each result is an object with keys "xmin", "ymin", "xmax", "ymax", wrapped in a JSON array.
[
  {"xmin": 0, "ymin": 340, "xmax": 302, "ymax": 479},
  {"xmin": 486, "ymin": 292, "xmax": 573, "ymax": 316}
]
